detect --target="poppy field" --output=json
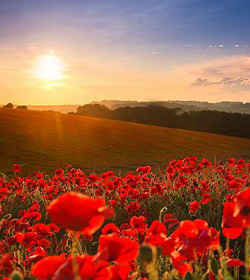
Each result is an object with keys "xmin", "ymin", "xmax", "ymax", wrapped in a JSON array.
[{"xmin": 1, "ymin": 157, "xmax": 250, "ymax": 280}]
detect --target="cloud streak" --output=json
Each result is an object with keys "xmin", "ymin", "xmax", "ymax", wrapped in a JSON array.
[{"xmin": 191, "ymin": 77, "xmax": 250, "ymax": 92}]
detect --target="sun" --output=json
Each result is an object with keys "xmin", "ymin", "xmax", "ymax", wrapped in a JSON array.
[{"xmin": 34, "ymin": 54, "xmax": 65, "ymax": 80}]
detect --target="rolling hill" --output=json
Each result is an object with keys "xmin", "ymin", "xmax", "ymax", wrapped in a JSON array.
[{"xmin": 1, "ymin": 108, "xmax": 250, "ymax": 176}]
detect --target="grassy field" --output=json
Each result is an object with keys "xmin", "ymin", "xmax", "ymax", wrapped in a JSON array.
[{"xmin": 1, "ymin": 108, "xmax": 250, "ymax": 175}]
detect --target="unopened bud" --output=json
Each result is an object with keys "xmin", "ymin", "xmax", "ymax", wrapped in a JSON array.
[
  {"xmin": 10, "ymin": 270, "xmax": 23, "ymax": 280},
  {"xmin": 139, "ymin": 244, "xmax": 153, "ymax": 263}
]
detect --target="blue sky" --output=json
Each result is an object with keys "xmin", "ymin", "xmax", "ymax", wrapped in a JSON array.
[{"xmin": 0, "ymin": 0, "xmax": 250, "ymax": 104}]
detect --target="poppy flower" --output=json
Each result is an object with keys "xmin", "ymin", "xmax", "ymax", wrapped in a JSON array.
[
  {"xmin": 200, "ymin": 194, "xmax": 212, "ymax": 205},
  {"xmin": 102, "ymin": 223, "xmax": 120, "ymax": 235},
  {"xmin": 47, "ymin": 192, "xmax": 113, "ymax": 235},
  {"xmin": 136, "ymin": 166, "xmax": 151, "ymax": 174},
  {"xmin": 161, "ymin": 238, "xmax": 176, "ymax": 256},
  {"xmin": 110, "ymin": 262, "xmax": 131, "ymax": 280},
  {"xmin": 172, "ymin": 219, "xmax": 219, "ymax": 260},
  {"xmin": 179, "ymin": 220, "xmax": 198, "ymax": 238},
  {"xmin": 189, "ymin": 201, "xmax": 200, "ymax": 214},
  {"xmin": 171, "ymin": 251, "xmax": 193, "ymax": 277},
  {"xmin": 130, "ymin": 216, "xmax": 147, "ymax": 233},
  {"xmin": 55, "ymin": 169, "xmax": 64, "ymax": 177},
  {"xmin": 233, "ymin": 188, "xmax": 250, "ymax": 226},
  {"xmin": 148, "ymin": 220, "xmax": 167, "ymax": 236},
  {"xmin": 12, "ymin": 164, "xmax": 21, "ymax": 173},
  {"xmin": 222, "ymin": 202, "xmax": 243, "ymax": 239},
  {"xmin": 31, "ymin": 254, "xmax": 66, "ymax": 280},
  {"xmin": 26, "ymin": 246, "xmax": 46, "ymax": 263},
  {"xmin": 54, "ymin": 255, "xmax": 111, "ymax": 280},
  {"xmin": 32, "ymin": 254, "xmax": 110, "ymax": 280},
  {"xmin": 228, "ymin": 158, "xmax": 236, "ymax": 166},
  {"xmin": 166, "ymin": 166, "xmax": 175, "ymax": 178},
  {"xmin": 0, "ymin": 254, "xmax": 13, "ymax": 275},
  {"xmin": 97, "ymin": 234, "xmax": 139, "ymax": 263},
  {"xmin": 163, "ymin": 213, "xmax": 172, "ymax": 223},
  {"xmin": 226, "ymin": 259, "xmax": 245, "ymax": 268}
]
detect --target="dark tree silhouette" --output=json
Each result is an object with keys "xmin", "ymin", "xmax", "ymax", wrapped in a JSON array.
[
  {"xmin": 3, "ymin": 103, "xmax": 14, "ymax": 109},
  {"xmin": 75, "ymin": 104, "xmax": 250, "ymax": 139},
  {"xmin": 16, "ymin": 105, "xmax": 28, "ymax": 110}
]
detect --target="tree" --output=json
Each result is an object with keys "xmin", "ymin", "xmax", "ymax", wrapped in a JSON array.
[
  {"xmin": 16, "ymin": 105, "xmax": 28, "ymax": 110},
  {"xmin": 3, "ymin": 103, "xmax": 14, "ymax": 109}
]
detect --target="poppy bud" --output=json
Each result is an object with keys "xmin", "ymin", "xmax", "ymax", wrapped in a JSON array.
[
  {"xmin": 159, "ymin": 207, "xmax": 168, "ymax": 222},
  {"xmin": 139, "ymin": 244, "xmax": 153, "ymax": 263},
  {"xmin": 10, "ymin": 270, "xmax": 23, "ymax": 280}
]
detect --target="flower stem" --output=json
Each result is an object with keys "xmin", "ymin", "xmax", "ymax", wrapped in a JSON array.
[
  {"xmin": 159, "ymin": 207, "xmax": 168, "ymax": 223},
  {"xmin": 72, "ymin": 233, "xmax": 80, "ymax": 280},
  {"xmin": 245, "ymin": 228, "xmax": 250, "ymax": 280}
]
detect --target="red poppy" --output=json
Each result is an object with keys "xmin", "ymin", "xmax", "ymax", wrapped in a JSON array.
[
  {"xmin": 55, "ymin": 169, "xmax": 64, "ymax": 177},
  {"xmin": 171, "ymin": 251, "xmax": 193, "ymax": 277},
  {"xmin": 222, "ymin": 202, "xmax": 243, "ymax": 239},
  {"xmin": 189, "ymin": 201, "xmax": 200, "ymax": 214},
  {"xmin": 226, "ymin": 259, "xmax": 245, "ymax": 268},
  {"xmin": 172, "ymin": 219, "xmax": 219, "ymax": 260},
  {"xmin": 0, "ymin": 254, "xmax": 13, "ymax": 275},
  {"xmin": 163, "ymin": 213, "xmax": 172, "ymax": 223},
  {"xmin": 130, "ymin": 216, "xmax": 147, "ymax": 233},
  {"xmin": 47, "ymin": 192, "xmax": 113, "ymax": 235},
  {"xmin": 26, "ymin": 246, "xmax": 46, "ymax": 263},
  {"xmin": 54, "ymin": 255, "xmax": 111, "ymax": 280},
  {"xmin": 102, "ymin": 223, "xmax": 120, "ymax": 235},
  {"xmin": 200, "ymin": 194, "xmax": 212, "ymax": 205},
  {"xmin": 32, "ymin": 254, "xmax": 110, "ymax": 280},
  {"xmin": 148, "ymin": 220, "xmax": 167, "ymax": 236},
  {"xmin": 179, "ymin": 220, "xmax": 198, "ymax": 238},
  {"xmin": 228, "ymin": 158, "xmax": 236, "ymax": 166},
  {"xmin": 233, "ymin": 188, "xmax": 250, "ymax": 226},
  {"xmin": 136, "ymin": 166, "xmax": 151, "ymax": 174},
  {"xmin": 31, "ymin": 254, "xmax": 66, "ymax": 280},
  {"xmin": 166, "ymin": 166, "xmax": 175, "ymax": 178},
  {"xmin": 110, "ymin": 262, "xmax": 131, "ymax": 280},
  {"xmin": 12, "ymin": 164, "xmax": 21, "ymax": 173},
  {"xmin": 97, "ymin": 234, "xmax": 139, "ymax": 263}
]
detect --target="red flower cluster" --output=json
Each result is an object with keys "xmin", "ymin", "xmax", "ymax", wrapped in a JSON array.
[{"xmin": 0, "ymin": 157, "xmax": 250, "ymax": 279}]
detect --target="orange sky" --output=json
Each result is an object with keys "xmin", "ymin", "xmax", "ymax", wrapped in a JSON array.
[{"xmin": 1, "ymin": 1, "xmax": 250, "ymax": 105}]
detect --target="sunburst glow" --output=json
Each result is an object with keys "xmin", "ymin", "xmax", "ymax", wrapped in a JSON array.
[{"xmin": 34, "ymin": 54, "xmax": 65, "ymax": 80}]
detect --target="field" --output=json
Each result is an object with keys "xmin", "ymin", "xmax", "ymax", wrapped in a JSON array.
[
  {"xmin": 1, "ymin": 158, "xmax": 250, "ymax": 279},
  {"xmin": 1, "ymin": 108, "xmax": 250, "ymax": 175},
  {"xmin": 2, "ymin": 108, "xmax": 250, "ymax": 279}
]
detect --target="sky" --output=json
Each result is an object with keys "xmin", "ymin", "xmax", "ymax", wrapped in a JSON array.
[{"xmin": 1, "ymin": 0, "xmax": 250, "ymax": 105}]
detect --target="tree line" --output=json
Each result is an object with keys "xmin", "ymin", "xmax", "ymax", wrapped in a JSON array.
[
  {"xmin": 75, "ymin": 104, "xmax": 250, "ymax": 139},
  {"xmin": 1, "ymin": 103, "xmax": 28, "ymax": 110}
]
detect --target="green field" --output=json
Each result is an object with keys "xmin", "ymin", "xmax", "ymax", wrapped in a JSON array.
[{"xmin": 1, "ymin": 108, "xmax": 250, "ymax": 175}]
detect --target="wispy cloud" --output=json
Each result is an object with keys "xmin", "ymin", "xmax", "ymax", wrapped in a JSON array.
[
  {"xmin": 191, "ymin": 77, "xmax": 250, "ymax": 92},
  {"xmin": 178, "ymin": 55, "xmax": 250, "ymax": 79}
]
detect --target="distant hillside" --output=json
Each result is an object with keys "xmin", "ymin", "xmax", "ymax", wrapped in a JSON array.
[
  {"xmin": 1, "ymin": 100, "xmax": 250, "ymax": 114},
  {"xmin": 1, "ymin": 108, "xmax": 250, "ymax": 175},
  {"xmin": 76, "ymin": 104, "xmax": 250, "ymax": 139},
  {"xmin": 27, "ymin": 105, "xmax": 80, "ymax": 114},
  {"xmin": 91, "ymin": 100, "xmax": 250, "ymax": 114}
]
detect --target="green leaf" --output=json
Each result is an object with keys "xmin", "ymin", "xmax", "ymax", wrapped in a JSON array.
[
  {"xmin": 209, "ymin": 258, "xmax": 219, "ymax": 275},
  {"xmin": 184, "ymin": 271, "xmax": 193, "ymax": 280},
  {"xmin": 201, "ymin": 272, "xmax": 209, "ymax": 280}
]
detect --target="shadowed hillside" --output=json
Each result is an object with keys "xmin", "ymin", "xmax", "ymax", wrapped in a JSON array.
[{"xmin": 1, "ymin": 108, "xmax": 250, "ymax": 175}]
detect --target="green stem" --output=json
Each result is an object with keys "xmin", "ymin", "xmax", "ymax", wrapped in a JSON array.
[
  {"xmin": 72, "ymin": 233, "xmax": 80, "ymax": 280},
  {"xmin": 245, "ymin": 228, "xmax": 250, "ymax": 280},
  {"xmin": 226, "ymin": 237, "xmax": 230, "ymax": 255},
  {"xmin": 159, "ymin": 207, "xmax": 168, "ymax": 223}
]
